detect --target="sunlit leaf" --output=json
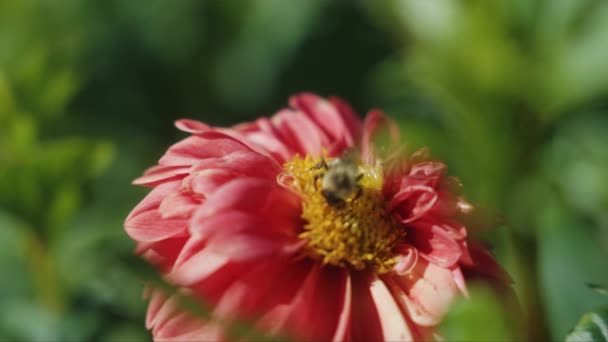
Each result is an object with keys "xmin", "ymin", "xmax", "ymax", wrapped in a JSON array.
[
  {"xmin": 588, "ymin": 284, "xmax": 608, "ymax": 297},
  {"xmin": 566, "ymin": 307, "xmax": 608, "ymax": 342}
]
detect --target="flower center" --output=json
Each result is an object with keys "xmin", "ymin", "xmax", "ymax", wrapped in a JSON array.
[{"xmin": 282, "ymin": 155, "xmax": 403, "ymax": 273}]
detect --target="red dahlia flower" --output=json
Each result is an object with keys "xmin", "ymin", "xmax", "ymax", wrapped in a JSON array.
[{"xmin": 125, "ymin": 93, "xmax": 510, "ymax": 341}]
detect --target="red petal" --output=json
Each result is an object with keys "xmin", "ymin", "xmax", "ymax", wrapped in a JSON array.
[
  {"xmin": 464, "ymin": 241, "xmax": 513, "ymax": 284},
  {"xmin": 190, "ymin": 209, "xmax": 298, "ymax": 241},
  {"xmin": 348, "ymin": 271, "xmax": 384, "ymax": 342},
  {"xmin": 279, "ymin": 265, "xmax": 350, "ymax": 341}
]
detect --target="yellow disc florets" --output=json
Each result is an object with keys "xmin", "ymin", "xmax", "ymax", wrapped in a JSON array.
[{"xmin": 282, "ymin": 154, "xmax": 403, "ymax": 273}]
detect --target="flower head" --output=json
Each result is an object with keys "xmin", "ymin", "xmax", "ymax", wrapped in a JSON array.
[{"xmin": 125, "ymin": 93, "xmax": 510, "ymax": 341}]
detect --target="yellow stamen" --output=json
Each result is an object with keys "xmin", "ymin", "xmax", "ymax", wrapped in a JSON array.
[{"xmin": 282, "ymin": 155, "xmax": 403, "ymax": 273}]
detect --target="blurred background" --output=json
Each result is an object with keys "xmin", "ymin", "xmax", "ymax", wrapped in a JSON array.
[{"xmin": 1, "ymin": 0, "xmax": 607, "ymax": 341}]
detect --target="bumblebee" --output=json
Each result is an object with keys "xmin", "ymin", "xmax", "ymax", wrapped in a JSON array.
[{"xmin": 315, "ymin": 157, "xmax": 363, "ymax": 205}]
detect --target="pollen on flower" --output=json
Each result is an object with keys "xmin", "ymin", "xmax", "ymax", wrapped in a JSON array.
[{"xmin": 282, "ymin": 155, "xmax": 404, "ymax": 273}]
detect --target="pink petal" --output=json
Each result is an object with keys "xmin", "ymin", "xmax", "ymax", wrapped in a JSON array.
[
  {"xmin": 380, "ymin": 276, "xmax": 438, "ymax": 341},
  {"xmin": 393, "ymin": 244, "xmax": 420, "ymax": 275},
  {"xmin": 241, "ymin": 131, "xmax": 293, "ymax": 164},
  {"xmin": 146, "ymin": 289, "xmax": 169, "ymax": 330},
  {"xmin": 125, "ymin": 209, "xmax": 189, "ymax": 243},
  {"xmin": 394, "ymin": 259, "xmax": 460, "ymax": 326},
  {"xmin": 408, "ymin": 221, "xmax": 462, "ymax": 267},
  {"xmin": 289, "ymin": 93, "xmax": 360, "ymax": 149},
  {"xmin": 133, "ymin": 165, "xmax": 191, "ymax": 187},
  {"xmin": 452, "ymin": 266, "xmax": 469, "ymax": 297},
  {"xmin": 272, "ymin": 109, "xmax": 328, "ymax": 156},
  {"xmin": 138, "ymin": 236, "xmax": 189, "ymax": 271},
  {"xmin": 159, "ymin": 133, "xmax": 252, "ymax": 166},
  {"xmin": 189, "ymin": 169, "xmax": 236, "ymax": 196},
  {"xmin": 126, "ymin": 181, "xmax": 180, "ymax": 222},
  {"xmin": 368, "ymin": 276, "xmax": 414, "ymax": 341},
  {"xmin": 332, "ymin": 274, "xmax": 352, "ymax": 342},
  {"xmin": 389, "ymin": 185, "xmax": 439, "ymax": 224},
  {"xmin": 216, "ymin": 122, "xmax": 292, "ymax": 165},
  {"xmin": 213, "ymin": 259, "xmax": 311, "ymax": 322},
  {"xmin": 158, "ymin": 190, "xmax": 200, "ymax": 219},
  {"xmin": 155, "ymin": 312, "xmax": 224, "ymax": 342},
  {"xmin": 196, "ymin": 178, "xmax": 301, "ymax": 223},
  {"xmin": 409, "ymin": 161, "xmax": 446, "ymax": 180},
  {"xmin": 328, "ymin": 96, "xmax": 363, "ymax": 145},
  {"xmin": 174, "ymin": 119, "xmax": 211, "ymax": 134},
  {"xmin": 148, "ymin": 293, "xmax": 181, "ymax": 334},
  {"xmin": 191, "ymin": 150, "xmax": 281, "ymax": 181},
  {"xmin": 168, "ymin": 245, "xmax": 230, "ymax": 286},
  {"xmin": 206, "ymin": 232, "xmax": 291, "ymax": 261}
]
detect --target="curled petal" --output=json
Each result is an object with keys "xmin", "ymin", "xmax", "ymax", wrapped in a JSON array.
[
  {"xmin": 408, "ymin": 221, "xmax": 462, "ymax": 268},
  {"xmin": 409, "ymin": 161, "xmax": 446, "ymax": 180},
  {"xmin": 393, "ymin": 260, "xmax": 460, "ymax": 326},
  {"xmin": 393, "ymin": 244, "xmax": 419, "ymax": 275},
  {"xmin": 175, "ymin": 119, "xmax": 212, "ymax": 134},
  {"xmin": 389, "ymin": 185, "xmax": 439, "ymax": 224},
  {"xmin": 361, "ymin": 109, "xmax": 400, "ymax": 164},
  {"xmin": 133, "ymin": 165, "xmax": 191, "ymax": 187}
]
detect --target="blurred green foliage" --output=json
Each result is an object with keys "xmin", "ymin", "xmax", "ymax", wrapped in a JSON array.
[{"xmin": 1, "ymin": 0, "xmax": 607, "ymax": 341}]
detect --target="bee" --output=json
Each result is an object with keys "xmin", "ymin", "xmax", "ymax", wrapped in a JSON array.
[{"xmin": 314, "ymin": 156, "xmax": 363, "ymax": 206}]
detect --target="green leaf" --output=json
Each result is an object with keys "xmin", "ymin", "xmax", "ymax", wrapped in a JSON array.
[
  {"xmin": 566, "ymin": 307, "xmax": 608, "ymax": 342},
  {"xmin": 440, "ymin": 284, "xmax": 517, "ymax": 341},
  {"xmin": 538, "ymin": 216, "xmax": 608, "ymax": 340},
  {"xmin": 588, "ymin": 284, "xmax": 608, "ymax": 297}
]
